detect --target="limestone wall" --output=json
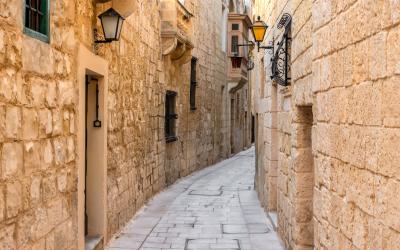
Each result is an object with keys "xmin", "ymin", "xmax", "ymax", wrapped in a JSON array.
[
  {"xmin": 253, "ymin": 2, "xmax": 293, "ymax": 247},
  {"xmin": 253, "ymin": 0, "xmax": 400, "ymax": 248},
  {"xmin": 0, "ymin": 0, "xmax": 77, "ymax": 249},
  {"xmin": 312, "ymin": 0, "xmax": 400, "ymax": 248},
  {"xmin": 163, "ymin": 0, "xmax": 231, "ymax": 185},
  {"xmin": 0, "ymin": 0, "xmax": 247, "ymax": 249},
  {"xmin": 90, "ymin": 1, "xmax": 166, "ymax": 241}
]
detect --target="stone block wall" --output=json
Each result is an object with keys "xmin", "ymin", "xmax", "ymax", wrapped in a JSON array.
[
  {"xmin": 229, "ymin": 86, "xmax": 252, "ymax": 155},
  {"xmin": 163, "ymin": 0, "xmax": 232, "ymax": 185},
  {"xmin": 68, "ymin": 0, "xmax": 167, "ymax": 242},
  {"xmin": 253, "ymin": 0, "xmax": 292, "ymax": 232},
  {"xmin": 312, "ymin": 0, "xmax": 400, "ymax": 248},
  {"xmin": 253, "ymin": 0, "xmax": 400, "ymax": 248},
  {"xmin": 82, "ymin": 0, "xmax": 235, "ymax": 246},
  {"xmin": 0, "ymin": 0, "xmax": 247, "ymax": 249},
  {"xmin": 0, "ymin": 0, "xmax": 77, "ymax": 249}
]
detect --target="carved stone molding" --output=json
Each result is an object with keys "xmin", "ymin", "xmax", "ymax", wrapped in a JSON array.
[
  {"xmin": 95, "ymin": 0, "xmax": 135, "ymax": 18},
  {"xmin": 161, "ymin": 0, "xmax": 194, "ymax": 63},
  {"xmin": 228, "ymin": 78, "xmax": 247, "ymax": 94}
]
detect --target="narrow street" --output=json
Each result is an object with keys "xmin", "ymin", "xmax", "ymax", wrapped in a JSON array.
[{"xmin": 107, "ymin": 147, "xmax": 283, "ymax": 250}]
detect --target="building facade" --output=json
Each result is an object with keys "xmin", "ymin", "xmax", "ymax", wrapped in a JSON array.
[
  {"xmin": 225, "ymin": 0, "xmax": 254, "ymax": 155},
  {"xmin": 0, "ymin": 0, "xmax": 252, "ymax": 249},
  {"xmin": 253, "ymin": 0, "xmax": 400, "ymax": 249}
]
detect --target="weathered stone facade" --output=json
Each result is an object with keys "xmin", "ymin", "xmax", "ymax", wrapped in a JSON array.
[
  {"xmin": 253, "ymin": 0, "xmax": 400, "ymax": 249},
  {"xmin": 0, "ymin": 0, "xmax": 252, "ymax": 249},
  {"xmin": 0, "ymin": 1, "xmax": 77, "ymax": 249},
  {"xmin": 226, "ymin": 0, "xmax": 254, "ymax": 155}
]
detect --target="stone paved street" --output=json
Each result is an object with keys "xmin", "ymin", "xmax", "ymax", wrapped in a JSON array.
[{"xmin": 107, "ymin": 147, "xmax": 283, "ymax": 250}]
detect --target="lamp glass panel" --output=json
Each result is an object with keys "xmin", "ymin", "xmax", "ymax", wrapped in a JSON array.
[
  {"xmin": 116, "ymin": 18, "xmax": 123, "ymax": 40},
  {"xmin": 252, "ymin": 26, "xmax": 266, "ymax": 42},
  {"xmin": 102, "ymin": 15, "xmax": 118, "ymax": 40}
]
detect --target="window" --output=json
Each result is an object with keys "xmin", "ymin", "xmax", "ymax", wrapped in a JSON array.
[
  {"xmin": 232, "ymin": 23, "xmax": 240, "ymax": 30},
  {"xmin": 24, "ymin": 0, "xmax": 49, "ymax": 42},
  {"xmin": 165, "ymin": 91, "xmax": 178, "ymax": 142},
  {"xmin": 231, "ymin": 35, "xmax": 238, "ymax": 54},
  {"xmin": 190, "ymin": 57, "xmax": 197, "ymax": 110}
]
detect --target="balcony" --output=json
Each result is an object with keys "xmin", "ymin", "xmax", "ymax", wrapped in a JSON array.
[
  {"xmin": 160, "ymin": 0, "xmax": 194, "ymax": 63},
  {"xmin": 229, "ymin": 54, "xmax": 249, "ymax": 83},
  {"xmin": 227, "ymin": 13, "xmax": 252, "ymax": 92}
]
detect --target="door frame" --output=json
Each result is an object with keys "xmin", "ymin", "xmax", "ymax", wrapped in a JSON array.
[{"xmin": 77, "ymin": 44, "xmax": 109, "ymax": 250}]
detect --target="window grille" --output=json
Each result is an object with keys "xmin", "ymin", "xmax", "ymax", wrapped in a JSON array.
[
  {"xmin": 24, "ymin": 0, "xmax": 49, "ymax": 42},
  {"xmin": 231, "ymin": 35, "xmax": 239, "ymax": 54},
  {"xmin": 190, "ymin": 57, "xmax": 198, "ymax": 110},
  {"xmin": 165, "ymin": 91, "xmax": 178, "ymax": 142}
]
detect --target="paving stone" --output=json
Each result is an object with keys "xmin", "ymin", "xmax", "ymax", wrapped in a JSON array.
[
  {"xmin": 106, "ymin": 148, "xmax": 283, "ymax": 250},
  {"xmin": 247, "ymin": 224, "xmax": 271, "ymax": 234},
  {"xmin": 222, "ymin": 225, "xmax": 248, "ymax": 234},
  {"xmin": 188, "ymin": 190, "xmax": 223, "ymax": 196}
]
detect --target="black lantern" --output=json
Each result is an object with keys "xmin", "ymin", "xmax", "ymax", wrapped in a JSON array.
[{"xmin": 95, "ymin": 8, "xmax": 125, "ymax": 43}]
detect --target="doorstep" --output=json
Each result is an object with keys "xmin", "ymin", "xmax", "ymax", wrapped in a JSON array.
[
  {"xmin": 268, "ymin": 212, "xmax": 278, "ymax": 230},
  {"xmin": 85, "ymin": 235, "xmax": 103, "ymax": 250}
]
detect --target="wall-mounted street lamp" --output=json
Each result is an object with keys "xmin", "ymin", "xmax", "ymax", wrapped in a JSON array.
[
  {"xmin": 95, "ymin": 8, "xmax": 125, "ymax": 43},
  {"xmin": 251, "ymin": 16, "xmax": 273, "ymax": 52}
]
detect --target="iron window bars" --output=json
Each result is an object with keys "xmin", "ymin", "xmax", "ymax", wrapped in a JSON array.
[
  {"xmin": 231, "ymin": 35, "xmax": 239, "ymax": 54},
  {"xmin": 271, "ymin": 13, "xmax": 292, "ymax": 86},
  {"xmin": 24, "ymin": 0, "xmax": 49, "ymax": 42},
  {"xmin": 190, "ymin": 57, "xmax": 198, "ymax": 110},
  {"xmin": 165, "ymin": 91, "xmax": 178, "ymax": 143}
]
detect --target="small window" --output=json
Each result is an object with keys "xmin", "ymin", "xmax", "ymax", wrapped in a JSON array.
[
  {"xmin": 24, "ymin": 0, "xmax": 49, "ymax": 42},
  {"xmin": 231, "ymin": 35, "xmax": 238, "ymax": 54},
  {"xmin": 190, "ymin": 57, "xmax": 197, "ymax": 110},
  {"xmin": 232, "ymin": 24, "xmax": 240, "ymax": 30},
  {"xmin": 165, "ymin": 91, "xmax": 178, "ymax": 143}
]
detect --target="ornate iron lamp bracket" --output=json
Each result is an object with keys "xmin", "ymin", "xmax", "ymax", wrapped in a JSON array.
[{"xmin": 271, "ymin": 13, "xmax": 292, "ymax": 86}]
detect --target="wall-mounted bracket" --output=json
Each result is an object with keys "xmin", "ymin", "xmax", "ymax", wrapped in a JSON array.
[{"xmin": 271, "ymin": 13, "xmax": 292, "ymax": 86}]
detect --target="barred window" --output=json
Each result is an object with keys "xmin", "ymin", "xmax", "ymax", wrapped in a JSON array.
[
  {"xmin": 190, "ymin": 57, "xmax": 198, "ymax": 110},
  {"xmin": 165, "ymin": 91, "xmax": 178, "ymax": 142},
  {"xmin": 231, "ymin": 35, "xmax": 238, "ymax": 54},
  {"xmin": 232, "ymin": 23, "xmax": 240, "ymax": 30},
  {"xmin": 24, "ymin": 0, "xmax": 49, "ymax": 42}
]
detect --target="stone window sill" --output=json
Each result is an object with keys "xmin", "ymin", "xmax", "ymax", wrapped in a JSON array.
[
  {"xmin": 166, "ymin": 135, "xmax": 178, "ymax": 143},
  {"xmin": 23, "ymin": 27, "xmax": 50, "ymax": 43}
]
